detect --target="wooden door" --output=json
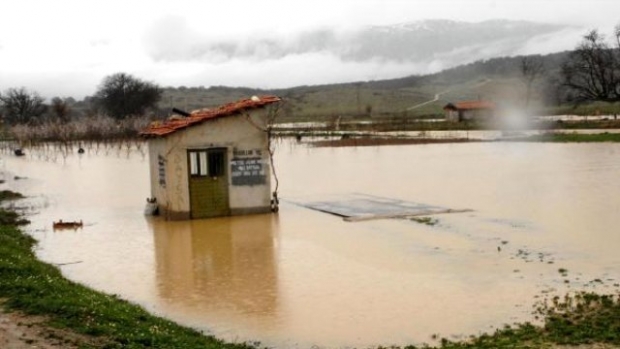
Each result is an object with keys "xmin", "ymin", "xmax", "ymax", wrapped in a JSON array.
[{"xmin": 188, "ymin": 148, "xmax": 230, "ymax": 218}]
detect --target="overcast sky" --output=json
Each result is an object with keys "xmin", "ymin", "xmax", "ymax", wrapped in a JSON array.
[{"xmin": 0, "ymin": 0, "xmax": 618, "ymax": 99}]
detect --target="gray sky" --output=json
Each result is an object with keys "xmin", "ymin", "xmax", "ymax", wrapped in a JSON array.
[{"xmin": 0, "ymin": 0, "xmax": 618, "ymax": 99}]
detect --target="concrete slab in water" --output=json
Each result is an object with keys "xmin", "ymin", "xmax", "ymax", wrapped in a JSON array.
[{"xmin": 290, "ymin": 193, "xmax": 471, "ymax": 222}]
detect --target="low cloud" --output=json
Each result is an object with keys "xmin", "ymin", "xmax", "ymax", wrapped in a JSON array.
[
  {"xmin": 143, "ymin": 52, "xmax": 426, "ymax": 90},
  {"xmin": 515, "ymin": 27, "xmax": 586, "ymax": 55},
  {"xmin": 143, "ymin": 18, "xmax": 573, "ymax": 65},
  {"xmin": 143, "ymin": 16, "xmax": 347, "ymax": 63},
  {"xmin": 1, "ymin": 18, "xmax": 584, "ymax": 99}
]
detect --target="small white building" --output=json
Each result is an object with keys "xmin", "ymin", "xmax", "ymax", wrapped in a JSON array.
[{"xmin": 140, "ymin": 95, "xmax": 281, "ymax": 220}]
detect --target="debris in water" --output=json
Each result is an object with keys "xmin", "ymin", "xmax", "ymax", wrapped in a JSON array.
[
  {"xmin": 53, "ymin": 219, "xmax": 83, "ymax": 230},
  {"xmin": 144, "ymin": 197, "xmax": 158, "ymax": 215},
  {"xmin": 290, "ymin": 193, "xmax": 472, "ymax": 222}
]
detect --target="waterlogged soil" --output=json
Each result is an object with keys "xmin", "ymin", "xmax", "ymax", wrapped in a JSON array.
[
  {"xmin": 1, "ymin": 308, "xmax": 618, "ymax": 349},
  {"xmin": 2, "ymin": 140, "xmax": 620, "ymax": 348},
  {"xmin": 0, "ymin": 306, "xmax": 105, "ymax": 348}
]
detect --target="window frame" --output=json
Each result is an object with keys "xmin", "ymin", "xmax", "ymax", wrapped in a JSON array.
[
  {"xmin": 188, "ymin": 150, "xmax": 208, "ymax": 177},
  {"xmin": 188, "ymin": 148, "xmax": 226, "ymax": 178}
]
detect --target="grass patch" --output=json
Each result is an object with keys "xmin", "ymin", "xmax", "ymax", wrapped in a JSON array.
[
  {"xmin": 543, "ymin": 101, "xmax": 620, "ymax": 117},
  {"xmin": 538, "ymin": 293, "xmax": 620, "ymax": 346},
  {"xmin": 0, "ymin": 208, "xmax": 30, "ymax": 226},
  {"xmin": 0, "ymin": 190, "xmax": 24, "ymax": 201},
  {"xmin": 410, "ymin": 216, "xmax": 439, "ymax": 226},
  {"xmin": 396, "ymin": 292, "xmax": 620, "ymax": 348},
  {"xmin": 0, "ymin": 190, "xmax": 29, "ymax": 226},
  {"xmin": 512, "ymin": 132, "xmax": 620, "ymax": 143}
]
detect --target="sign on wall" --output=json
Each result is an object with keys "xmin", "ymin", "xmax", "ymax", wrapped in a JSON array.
[
  {"xmin": 230, "ymin": 152, "xmax": 267, "ymax": 186},
  {"xmin": 158, "ymin": 155, "xmax": 166, "ymax": 187}
]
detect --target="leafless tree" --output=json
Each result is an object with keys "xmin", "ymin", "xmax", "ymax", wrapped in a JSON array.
[
  {"xmin": 560, "ymin": 28, "xmax": 620, "ymax": 103},
  {"xmin": 0, "ymin": 87, "xmax": 47, "ymax": 125},
  {"xmin": 520, "ymin": 56, "xmax": 545, "ymax": 107},
  {"xmin": 51, "ymin": 97, "xmax": 72, "ymax": 123}
]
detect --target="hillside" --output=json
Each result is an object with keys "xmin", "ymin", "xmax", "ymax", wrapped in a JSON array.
[
  {"xmin": 152, "ymin": 18, "xmax": 592, "ymax": 122},
  {"xmin": 160, "ymin": 51, "xmax": 576, "ymax": 122}
]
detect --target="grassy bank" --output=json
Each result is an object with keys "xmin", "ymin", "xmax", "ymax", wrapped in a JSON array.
[
  {"xmin": 1, "ymin": 192, "xmax": 619, "ymax": 348},
  {"xmin": 514, "ymin": 132, "xmax": 620, "ymax": 143},
  {"xmin": 0, "ymin": 192, "xmax": 254, "ymax": 349},
  {"xmin": 411, "ymin": 292, "xmax": 620, "ymax": 348}
]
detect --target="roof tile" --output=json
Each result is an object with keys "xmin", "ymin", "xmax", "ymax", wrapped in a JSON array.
[{"xmin": 140, "ymin": 95, "xmax": 281, "ymax": 137}]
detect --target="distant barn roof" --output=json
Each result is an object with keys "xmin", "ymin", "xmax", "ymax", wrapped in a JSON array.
[
  {"xmin": 140, "ymin": 95, "xmax": 281, "ymax": 137},
  {"xmin": 443, "ymin": 101, "xmax": 495, "ymax": 111}
]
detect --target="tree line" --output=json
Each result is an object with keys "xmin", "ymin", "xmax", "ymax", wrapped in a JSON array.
[{"xmin": 0, "ymin": 73, "xmax": 163, "ymax": 126}]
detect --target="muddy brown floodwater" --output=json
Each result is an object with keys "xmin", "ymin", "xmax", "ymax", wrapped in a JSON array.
[{"xmin": 2, "ymin": 140, "xmax": 620, "ymax": 348}]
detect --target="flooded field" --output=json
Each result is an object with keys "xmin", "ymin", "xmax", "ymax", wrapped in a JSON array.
[{"xmin": 2, "ymin": 140, "xmax": 620, "ymax": 348}]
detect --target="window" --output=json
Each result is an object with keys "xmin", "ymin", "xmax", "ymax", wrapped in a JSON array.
[
  {"xmin": 208, "ymin": 151, "xmax": 225, "ymax": 177},
  {"xmin": 199, "ymin": 151, "xmax": 208, "ymax": 175},
  {"xmin": 157, "ymin": 155, "xmax": 166, "ymax": 187},
  {"xmin": 189, "ymin": 150, "xmax": 208, "ymax": 176},
  {"xmin": 188, "ymin": 149, "xmax": 226, "ymax": 177}
]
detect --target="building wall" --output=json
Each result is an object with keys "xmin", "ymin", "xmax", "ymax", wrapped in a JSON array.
[
  {"xmin": 444, "ymin": 109, "xmax": 493, "ymax": 122},
  {"xmin": 147, "ymin": 137, "xmax": 173, "ymax": 215},
  {"xmin": 147, "ymin": 108, "xmax": 273, "ymax": 220},
  {"xmin": 463, "ymin": 109, "xmax": 493, "ymax": 121},
  {"xmin": 462, "ymin": 110, "xmax": 475, "ymax": 120},
  {"xmin": 445, "ymin": 110, "xmax": 459, "ymax": 122}
]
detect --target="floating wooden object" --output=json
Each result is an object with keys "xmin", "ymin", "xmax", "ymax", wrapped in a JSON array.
[{"xmin": 53, "ymin": 220, "xmax": 83, "ymax": 230}]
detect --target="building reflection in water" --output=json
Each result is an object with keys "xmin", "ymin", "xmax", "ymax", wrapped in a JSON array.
[{"xmin": 150, "ymin": 213, "xmax": 279, "ymax": 331}]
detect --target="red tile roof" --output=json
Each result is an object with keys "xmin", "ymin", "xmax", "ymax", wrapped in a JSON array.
[
  {"xmin": 140, "ymin": 95, "xmax": 281, "ymax": 137},
  {"xmin": 443, "ymin": 101, "xmax": 495, "ymax": 111}
]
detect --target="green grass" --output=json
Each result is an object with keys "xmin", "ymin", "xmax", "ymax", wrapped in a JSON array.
[
  {"xmin": 1, "ymin": 190, "xmax": 620, "ymax": 349},
  {"xmin": 0, "ymin": 191, "xmax": 29, "ymax": 225},
  {"xmin": 543, "ymin": 101, "xmax": 620, "ymax": 117},
  {"xmin": 0, "ymin": 190, "xmax": 24, "ymax": 200},
  {"xmin": 0, "ymin": 191, "xmax": 255, "ymax": 349},
  {"xmin": 393, "ymin": 292, "xmax": 620, "ymax": 349},
  {"xmin": 516, "ymin": 132, "xmax": 620, "ymax": 142}
]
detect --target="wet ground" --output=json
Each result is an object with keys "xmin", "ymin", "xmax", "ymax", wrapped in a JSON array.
[{"xmin": 2, "ymin": 140, "xmax": 619, "ymax": 348}]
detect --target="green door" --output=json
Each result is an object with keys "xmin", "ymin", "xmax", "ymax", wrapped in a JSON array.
[{"xmin": 188, "ymin": 148, "xmax": 230, "ymax": 218}]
